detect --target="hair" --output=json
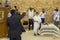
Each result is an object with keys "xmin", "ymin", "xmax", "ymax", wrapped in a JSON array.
[
  {"xmin": 29, "ymin": 7, "xmax": 33, "ymax": 11},
  {"xmin": 10, "ymin": 9, "xmax": 16, "ymax": 15},
  {"xmin": 0, "ymin": 2, "xmax": 2, "ymax": 4},
  {"xmin": 14, "ymin": 6, "xmax": 17, "ymax": 8},
  {"xmin": 22, "ymin": 12, "xmax": 26, "ymax": 14},
  {"xmin": 55, "ymin": 8, "xmax": 58, "ymax": 11},
  {"xmin": 36, "ymin": 12, "xmax": 39, "ymax": 14},
  {"xmin": 54, "ymin": 7, "xmax": 58, "ymax": 11},
  {"xmin": 42, "ymin": 8, "xmax": 45, "ymax": 13},
  {"xmin": 42, "ymin": 11, "xmax": 45, "ymax": 13}
]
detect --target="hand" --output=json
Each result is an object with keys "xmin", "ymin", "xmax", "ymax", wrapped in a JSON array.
[{"xmin": 22, "ymin": 12, "xmax": 26, "ymax": 16}]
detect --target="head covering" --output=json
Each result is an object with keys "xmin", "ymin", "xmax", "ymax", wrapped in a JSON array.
[{"xmin": 10, "ymin": 9, "xmax": 16, "ymax": 15}]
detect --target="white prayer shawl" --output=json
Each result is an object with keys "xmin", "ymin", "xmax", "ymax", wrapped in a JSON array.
[{"xmin": 33, "ymin": 15, "xmax": 41, "ymax": 33}]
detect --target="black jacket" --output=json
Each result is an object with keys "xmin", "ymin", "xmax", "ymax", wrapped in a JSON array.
[{"xmin": 7, "ymin": 13, "xmax": 26, "ymax": 37}]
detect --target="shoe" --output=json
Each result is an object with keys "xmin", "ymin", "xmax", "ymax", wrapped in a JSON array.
[
  {"xmin": 37, "ymin": 33, "xmax": 40, "ymax": 35},
  {"xmin": 34, "ymin": 34, "xmax": 36, "ymax": 36},
  {"xmin": 29, "ymin": 29, "xmax": 30, "ymax": 31}
]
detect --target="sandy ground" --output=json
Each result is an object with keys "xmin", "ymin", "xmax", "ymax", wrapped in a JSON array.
[{"xmin": 0, "ymin": 30, "xmax": 60, "ymax": 40}]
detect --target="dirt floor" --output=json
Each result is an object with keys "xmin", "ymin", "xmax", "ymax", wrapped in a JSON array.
[{"xmin": 0, "ymin": 30, "xmax": 60, "ymax": 40}]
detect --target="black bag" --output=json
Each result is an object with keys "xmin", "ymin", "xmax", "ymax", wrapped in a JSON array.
[{"xmin": 23, "ymin": 21, "xmax": 28, "ymax": 25}]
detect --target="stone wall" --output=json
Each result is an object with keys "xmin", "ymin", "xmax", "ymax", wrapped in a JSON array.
[{"xmin": 0, "ymin": 0, "xmax": 60, "ymax": 23}]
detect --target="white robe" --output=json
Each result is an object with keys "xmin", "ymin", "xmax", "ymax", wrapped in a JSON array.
[{"xmin": 33, "ymin": 15, "xmax": 41, "ymax": 33}]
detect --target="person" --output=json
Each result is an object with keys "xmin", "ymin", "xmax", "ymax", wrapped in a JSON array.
[
  {"xmin": 28, "ymin": 7, "xmax": 35, "ymax": 30},
  {"xmin": 8, "ymin": 11, "xmax": 12, "ymax": 17},
  {"xmin": 7, "ymin": 9, "xmax": 26, "ymax": 40},
  {"xmin": 52, "ymin": 7, "xmax": 60, "ymax": 27},
  {"xmin": 8, "ymin": 6, "xmax": 18, "ymax": 18},
  {"xmin": 39, "ymin": 8, "xmax": 46, "ymax": 24},
  {"xmin": 33, "ymin": 12, "xmax": 41, "ymax": 36},
  {"xmin": 13, "ymin": 6, "xmax": 17, "ymax": 11}
]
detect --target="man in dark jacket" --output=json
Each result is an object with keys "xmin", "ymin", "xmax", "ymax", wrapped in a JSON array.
[{"xmin": 7, "ymin": 9, "xmax": 26, "ymax": 40}]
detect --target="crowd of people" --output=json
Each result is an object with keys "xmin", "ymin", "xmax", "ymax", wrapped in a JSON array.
[{"xmin": 7, "ymin": 6, "xmax": 60, "ymax": 40}]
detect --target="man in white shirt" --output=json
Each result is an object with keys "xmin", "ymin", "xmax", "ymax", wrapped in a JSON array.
[
  {"xmin": 28, "ymin": 8, "xmax": 35, "ymax": 30},
  {"xmin": 33, "ymin": 12, "xmax": 41, "ymax": 36},
  {"xmin": 52, "ymin": 8, "xmax": 60, "ymax": 27},
  {"xmin": 39, "ymin": 9, "xmax": 46, "ymax": 24}
]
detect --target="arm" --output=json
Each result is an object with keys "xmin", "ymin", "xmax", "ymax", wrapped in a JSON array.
[
  {"xmin": 39, "ymin": 12, "xmax": 42, "ymax": 17},
  {"xmin": 18, "ymin": 12, "xmax": 26, "ymax": 19}
]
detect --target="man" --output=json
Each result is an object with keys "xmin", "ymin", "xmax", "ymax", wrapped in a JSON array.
[
  {"xmin": 28, "ymin": 7, "xmax": 35, "ymax": 30},
  {"xmin": 33, "ymin": 12, "xmax": 41, "ymax": 36},
  {"xmin": 7, "ymin": 9, "xmax": 26, "ymax": 40},
  {"xmin": 52, "ymin": 7, "xmax": 60, "ymax": 27},
  {"xmin": 39, "ymin": 8, "xmax": 46, "ymax": 24},
  {"xmin": 8, "ymin": 6, "xmax": 17, "ymax": 17}
]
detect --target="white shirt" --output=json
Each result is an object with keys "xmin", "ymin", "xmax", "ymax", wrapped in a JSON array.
[
  {"xmin": 28, "ymin": 10, "xmax": 34, "ymax": 19},
  {"xmin": 39, "ymin": 12, "xmax": 46, "ymax": 18},
  {"xmin": 33, "ymin": 15, "xmax": 41, "ymax": 24},
  {"xmin": 53, "ymin": 11, "xmax": 60, "ymax": 16},
  {"xmin": 8, "ymin": 12, "xmax": 12, "ymax": 17},
  {"xmin": 53, "ymin": 11, "xmax": 60, "ymax": 21},
  {"xmin": 54, "ymin": 14, "xmax": 59, "ymax": 21}
]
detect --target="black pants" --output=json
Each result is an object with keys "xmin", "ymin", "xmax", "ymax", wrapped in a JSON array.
[
  {"xmin": 29, "ymin": 19, "xmax": 34, "ymax": 30},
  {"xmin": 41, "ymin": 18, "xmax": 45, "ymax": 23},
  {"xmin": 10, "ymin": 35, "xmax": 21, "ymax": 40},
  {"xmin": 39, "ymin": 23, "xmax": 41, "ymax": 30}
]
